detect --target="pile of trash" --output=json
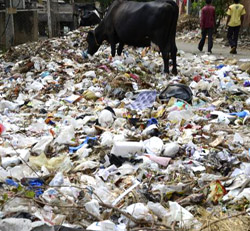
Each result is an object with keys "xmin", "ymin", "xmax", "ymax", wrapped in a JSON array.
[
  {"xmin": 238, "ymin": 33, "xmax": 250, "ymax": 49},
  {"xmin": 176, "ymin": 15, "xmax": 201, "ymax": 42},
  {"xmin": 0, "ymin": 27, "xmax": 250, "ymax": 231},
  {"xmin": 177, "ymin": 14, "xmax": 200, "ymax": 32}
]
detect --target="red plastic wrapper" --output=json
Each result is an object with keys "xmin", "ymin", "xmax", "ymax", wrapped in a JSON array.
[
  {"xmin": 193, "ymin": 75, "xmax": 202, "ymax": 83},
  {"xmin": 0, "ymin": 123, "xmax": 6, "ymax": 135}
]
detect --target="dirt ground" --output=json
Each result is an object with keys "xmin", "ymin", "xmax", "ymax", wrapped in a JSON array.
[
  {"xmin": 176, "ymin": 39, "xmax": 250, "ymax": 61},
  {"xmin": 176, "ymin": 14, "xmax": 250, "ymax": 61}
]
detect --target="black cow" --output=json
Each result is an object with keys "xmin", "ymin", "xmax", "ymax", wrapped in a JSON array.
[
  {"xmin": 80, "ymin": 10, "xmax": 101, "ymax": 26},
  {"xmin": 86, "ymin": 0, "xmax": 179, "ymax": 74}
]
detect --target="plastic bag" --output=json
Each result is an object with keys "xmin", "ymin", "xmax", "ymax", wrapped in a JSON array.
[
  {"xmin": 49, "ymin": 172, "xmax": 64, "ymax": 186},
  {"xmin": 163, "ymin": 143, "xmax": 180, "ymax": 157},
  {"xmin": 29, "ymin": 153, "xmax": 69, "ymax": 171},
  {"xmin": 54, "ymin": 125, "xmax": 75, "ymax": 145},
  {"xmin": 159, "ymin": 84, "xmax": 193, "ymax": 104},
  {"xmin": 111, "ymin": 141, "xmax": 145, "ymax": 158},
  {"xmin": 124, "ymin": 203, "xmax": 152, "ymax": 226},
  {"xmin": 98, "ymin": 109, "xmax": 115, "ymax": 128},
  {"xmin": 84, "ymin": 199, "xmax": 100, "ymax": 218},
  {"xmin": 168, "ymin": 201, "xmax": 200, "ymax": 229},
  {"xmin": 147, "ymin": 201, "xmax": 168, "ymax": 219},
  {"xmin": 144, "ymin": 136, "xmax": 164, "ymax": 155},
  {"xmin": 100, "ymin": 132, "xmax": 114, "ymax": 147},
  {"xmin": 87, "ymin": 220, "xmax": 118, "ymax": 231},
  {"xmin": 32, "ymin": 136, "xmax": 53, "ymax": 155},
  {"xmin": 207, "ymin": 180, "xmax": 227, "ymax": 204}
]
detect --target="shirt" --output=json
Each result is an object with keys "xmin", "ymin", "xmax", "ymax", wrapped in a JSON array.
[
  {"xmin": 227, "ymin": 3, "xmax": 246, "ymax": 27},
  {"xmin": 200, "ymin": 5, "xmax": 215, "ymax": 29}
]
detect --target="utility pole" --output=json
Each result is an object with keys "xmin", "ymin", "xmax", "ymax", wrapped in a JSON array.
[
  {"xmin": 5, "ymin": 0, "xmax": 15, "ymax": 48},
  {"xmin": 186, "ymin": 0, "xmax": 191, "ymax": 15},
  {"xmin": 47, "ymin": 0, "xmax": 52, "ymax": 38}
]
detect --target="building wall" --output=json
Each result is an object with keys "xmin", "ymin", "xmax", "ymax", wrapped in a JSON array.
[
  {"xmin": 0, "ymin": 10, "xmax": 38, "ymax": 49},
  {"xmin": 13, "ymin": 10, "xmax": 38, "ymax": 45},
  {"xmin": 242, "ymin": 0, "xmax": 250, "ymax": 28}
]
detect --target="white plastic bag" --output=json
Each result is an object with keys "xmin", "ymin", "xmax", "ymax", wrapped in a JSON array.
[
  {"xmin": 49, "ymin": 172, "xmax": 64, "ymax": 186},
  {"xmin": 168, "ymin": 202, "xmax": 200, "ymax": 229},
  {"xmin": 163, "ymin": 143, "xmax": 180, "ymax": 157},
  {"xmin": 111, "ymin": 141, "xmax": 144, "ymax": 158},
  {"xmin": 147, "ymin": 201, "xmax": 169, "ymax": 219},
  {"xmin": 98, "ymin": 109, "xmax": 114, "ymax": 128},
  {"xmin": 84, "ymin": 199, "xmax": 100, "ymax": 218},
  {"xmin": 54, "ymin": 125, "xmax": 75, "ymax": 145},
  {"xmin": 124, "ymin": 203, "xmax": 152, "ymax": 226},
  {"xmin": 87, "ymin": 220, "xmax": 117, "ymax": 231},
  {"xmin": 144, "ymin": 137, "xmax": 164, "ymax": 155},
  {"xmin": 100, "ymin": 131, "xmax": 114, "ymax": 147},
  {"xmin": 32, "ymin": 136, "xmax": 53, "ymax": 155}
]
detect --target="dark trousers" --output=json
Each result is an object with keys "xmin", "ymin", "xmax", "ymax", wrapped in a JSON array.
[
  {"xmin": 227, "ymin": 26, "xmax": 240, "ymax": 48},
  {"xmin": 198, "ymin": 28, "xmax": 213, "ymax": 52}
]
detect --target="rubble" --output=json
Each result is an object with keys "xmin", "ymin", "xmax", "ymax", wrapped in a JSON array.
[{"xmin": 0, "ymin": 26, "xmax": 250, "ymax": 231}]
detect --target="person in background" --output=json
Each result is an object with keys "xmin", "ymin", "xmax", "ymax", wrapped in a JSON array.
[
  {"xmin": 198, "ymin": 0, "xmax": 215, "ymax": 54},
  {"xmin": 226, "ymin": 0, "xmax": 246, "ymax": 54}
]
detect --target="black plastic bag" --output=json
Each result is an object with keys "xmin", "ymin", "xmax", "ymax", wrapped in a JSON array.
[{"xmin": 159, "ymin": 83, "xmax": 192, "ymax": 104}]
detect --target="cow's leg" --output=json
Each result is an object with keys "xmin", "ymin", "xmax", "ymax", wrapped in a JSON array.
[
  {"xmin": 117, "ymin": 43, "xmax": 124, "ymax": 56},
  {"xmin": 110, "ymin": 42, "xmax": 116, "ymax": 57},
  {"xmin": 171, "ymin": 44, "xmax": 177, "ymax": 75},
  {"xmin": 107, "ymin": 33, "xmax": 118, "ymax": 57},
  {"xmin": 161, "ymin": 48, "xmax": 170, "ymax": 74}
]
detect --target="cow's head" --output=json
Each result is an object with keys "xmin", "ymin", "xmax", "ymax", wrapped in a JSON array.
[{"xmin": 86, "ymin": 30, "xmax": 100, "ymax": 55}]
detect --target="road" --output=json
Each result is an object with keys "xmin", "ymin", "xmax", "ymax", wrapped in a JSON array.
[{"xmin": 176, "ymin": 39, "xmax": 250, "ymax": 61}]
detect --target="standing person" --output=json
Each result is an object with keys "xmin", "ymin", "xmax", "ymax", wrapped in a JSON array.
[
  {"xmin": 198, "ymin": 0, "xmax": 215, "ymax": 53},
  {"xmin": 226, "ymin": 0, "xmax": 246, "ymax": 54}
]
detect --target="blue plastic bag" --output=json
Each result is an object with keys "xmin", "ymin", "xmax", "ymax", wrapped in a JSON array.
[
  {"xmin": 5, "ymin": 179, "xmax": 19, "ymax": 187},
  {"xmin": 230, "ymin": 111, "xmax": 249, "ymax": 118},
  {"xmin": 69, "ymin": 136, "xmax": 97, "ymax": 154},
  {"xmin": 146, "ymin": 118, "xmax": 158, "ymax": 127}
]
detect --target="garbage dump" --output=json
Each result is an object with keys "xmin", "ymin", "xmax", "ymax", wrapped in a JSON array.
[{"xmin": 0, "ymin": 26, "xmax": 250, "ymax": 231}]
